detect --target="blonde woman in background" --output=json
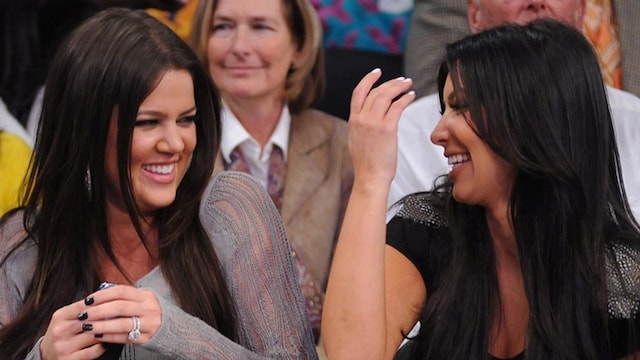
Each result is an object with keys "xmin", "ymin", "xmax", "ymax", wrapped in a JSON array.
[{"xmin": 191, "ymin": 0, "xmax": 354, "ymax": 342}]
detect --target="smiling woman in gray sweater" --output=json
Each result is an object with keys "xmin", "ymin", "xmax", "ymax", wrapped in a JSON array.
[{"xmin": 0, "ymin": 8, "xmax": 316, "ymax": 360}]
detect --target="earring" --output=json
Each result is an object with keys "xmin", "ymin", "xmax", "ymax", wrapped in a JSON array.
[{"xmin": 85, "ymin": 168, "xmax": 92, "ymax": 200}]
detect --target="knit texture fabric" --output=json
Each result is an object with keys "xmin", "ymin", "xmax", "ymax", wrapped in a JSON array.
[{"xmin": 0, "ymin": 171, "xmax": 318, "ymax": 359}]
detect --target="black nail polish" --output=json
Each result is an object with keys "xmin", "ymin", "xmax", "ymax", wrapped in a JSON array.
[
  {"xmin": 95, "ymin": 333, "xmax": 104, "ymax": 338},
  {"xmin": 84, "ymin": 297, "xmax": 94, "ymax": 305},
  {"xmin": 82, "ymin": 323, "xmax": 93, "ymax": 331},
  {"xmin": 77, "ymin": 311, "xmax": 88, "ymax": 321}
]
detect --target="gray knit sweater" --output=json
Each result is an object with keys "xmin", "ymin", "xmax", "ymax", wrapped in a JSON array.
[{"xmin": 0, "ymin": 171, "xmax": 319, "ymax": 359}]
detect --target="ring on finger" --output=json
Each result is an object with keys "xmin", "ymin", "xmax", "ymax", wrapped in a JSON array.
[{"xmin": 127, "ymin": 316, "xmax": 141, "ymax": 342}]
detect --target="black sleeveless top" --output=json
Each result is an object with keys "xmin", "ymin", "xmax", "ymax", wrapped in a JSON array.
[{"xmin": 386, "ymin": 193, "xmax": 640, "ymax": 359}]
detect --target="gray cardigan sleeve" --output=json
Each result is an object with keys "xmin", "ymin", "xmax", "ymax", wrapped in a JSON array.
[
  {"xmin": 0, "ymin": 172, "xmax": 318, "ymax": 359},
  {"xmin": 142, "ymin": 171, "xmax": 318, "ymax": 359},
  {"xmin": 0, "ymin": 212, "xmax": 42, "ymax": 360}
]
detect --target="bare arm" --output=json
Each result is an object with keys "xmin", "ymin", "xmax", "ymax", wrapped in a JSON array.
[{"xmin": 321, "ymin": 69, "xmax": 418, "ymax": 359}]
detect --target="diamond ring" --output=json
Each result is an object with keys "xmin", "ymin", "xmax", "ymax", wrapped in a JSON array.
[{"xmin": 127, "ymin": 316, "xmax": 141, "ymax": 341}]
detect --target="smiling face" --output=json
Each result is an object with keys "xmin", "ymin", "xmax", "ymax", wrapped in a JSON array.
[
  {"xmin": 206, "ymin": 0, "xmax": 300, "ymax": 103},
  {"xmin": 104, "ymin": 69, "xmax": 198, "ymax": 216},
  {"xmin": 468, "ymin": 0, "xmax": 585, "ymax": 33},
  {"xmin": 431, "ymin": 75, "xmax": 515, "ymax": 210}
]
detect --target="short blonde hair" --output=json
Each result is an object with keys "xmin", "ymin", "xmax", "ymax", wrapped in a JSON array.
[{"xmin": 190, "ymin": 0, "xmax": 325, "ymax": 114}]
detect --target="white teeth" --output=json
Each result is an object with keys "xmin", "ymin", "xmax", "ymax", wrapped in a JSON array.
[
  {"xmin": 143, "ymin": 164, "xmax": 175, "ymax": 175},
  {"xmin": 447, "ymin": 153, "xmax": 470, "ymax": 165}
]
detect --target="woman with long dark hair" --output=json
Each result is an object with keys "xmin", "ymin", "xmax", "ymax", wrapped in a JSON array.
[
  {"xmin": 323, "ymin": 20, "xmax": 640, "ymax": 359},
  {"xmin": 0, "ymin": 8, "xmax": 316, "ymax": 359}
]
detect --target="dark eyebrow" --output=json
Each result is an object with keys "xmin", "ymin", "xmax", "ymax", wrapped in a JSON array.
[{"xmin": 137, "ymin": 106, "xmax": 197, "ymax": 118}]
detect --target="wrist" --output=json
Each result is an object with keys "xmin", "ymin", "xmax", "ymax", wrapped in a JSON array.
[{"xmin": 351, "ymin": 179, "xmax": 391, "ymax": 200}]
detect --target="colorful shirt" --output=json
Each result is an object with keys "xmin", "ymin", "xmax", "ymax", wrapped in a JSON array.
[
  {"xmin": 147, "ymin": 0, "xmax": 198, "ymax": 41},
  {"xmin": 312, "ymin": 0, "xmax": 413, "ymax": 54}
]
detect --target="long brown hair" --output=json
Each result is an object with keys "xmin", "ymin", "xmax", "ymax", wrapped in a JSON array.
[{"xmin": 0, "ymin": 9, "xmax": 237, "ymax": 358}]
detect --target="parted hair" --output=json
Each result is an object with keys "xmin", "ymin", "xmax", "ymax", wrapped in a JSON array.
[
  {"xmin": 0, "ymin": 8, "xmax": 237, "ymax": 358},
  {"xmin": 189, "ymin": 0, "xmax": 325, "ymax": 114},
  {"xmin": 412, "ymin": 20, "xmax": 640, "ymax": 359}
]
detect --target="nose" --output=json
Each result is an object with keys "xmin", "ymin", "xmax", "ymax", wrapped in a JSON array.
[
  {"xmin": 526, "ymin": 0, "xmax": 546, "ymax": 10},
  {"xmin": 430, "ymin": 114, "xmax": 449, "ymax": 148},
  {"xmin": 157, "ymin": 125, "xmax": 186, "ymax": 154},
  {"xmin": 231, "ymin": 26, "xmax": 251, "ymax": 56}
]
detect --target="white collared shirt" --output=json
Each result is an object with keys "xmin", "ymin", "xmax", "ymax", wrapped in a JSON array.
[{"xmin": 220, "ymin": 103, "xmax": 291, "ymax": 189}]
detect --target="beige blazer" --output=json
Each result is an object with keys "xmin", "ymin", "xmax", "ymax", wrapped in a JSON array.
[{"xmin": 214, "ymin": 109, "xmax": 353, "ymax": 289}]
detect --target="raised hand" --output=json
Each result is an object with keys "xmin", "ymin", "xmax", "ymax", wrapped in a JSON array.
[
  {"xmin": 322, "ymin": 70, "xmax": 414, "ymax": 359},
  {"xmin": 348, "ymin": 68, "xmax": 415, "ymax": 190}
]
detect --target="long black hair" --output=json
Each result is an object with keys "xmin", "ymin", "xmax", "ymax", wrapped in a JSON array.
[
  {"xmin": 0, "ymin": 8, "xmax": 237, "ymax": 358},
  {"xmin": 412, "ymin": 20, "xmax": 640, "ymax": 359}
]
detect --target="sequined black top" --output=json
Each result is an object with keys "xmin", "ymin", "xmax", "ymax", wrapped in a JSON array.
[{"xmin": 387, "ymin": 193, "xmax": 640, "ymax": 359}]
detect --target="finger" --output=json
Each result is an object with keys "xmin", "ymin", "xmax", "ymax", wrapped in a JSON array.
[
  {"xmin": 386, "ymin": 90, "xmax": 416, "ymax": 123},
  {"xmin": 350, "ymin": 68, "xmax": 383, "ymax": 116},
  {"xmin": 84, "ymin": 284, "xmax": 156, "ymax": 312},
  {"xmin": 41, "ymin": 328, "xmax": 101, "ymax": 360},
  {"xmin": 73, "ymin": 343, "xmax": 107, "ymax": 360},
  {"xmin": 84, "ymin": 288, "xmax": 160, "ymax": 320},
  {"xmin": 92, "ymin": 316, "xmax": 149, "ymax": 344},
  {"xmin": 44, "ymin": 301, "xmax": 99, "ymax": 343},
  {"xmin": 85, "ymin": 284, "xmax": 137, "ymax": 304},
  {"xmin": 80, "ymin": 287, "xmax": 162, "ymax": 344},
  {"xmin": 367, "ymin": 77, "xmax": 414, "ymax": 119}
]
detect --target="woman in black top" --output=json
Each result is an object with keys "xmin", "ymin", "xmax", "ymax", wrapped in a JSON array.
[{"xmin": 322, "ymin": 20, "xmax": 640, "ymax": 360}]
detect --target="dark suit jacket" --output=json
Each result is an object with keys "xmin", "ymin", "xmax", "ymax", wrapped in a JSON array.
[
  {"xmin": 615, "ymin": 0, "xmax": 640, "ymax": 97},
  {"xmin": 214, "ymin": 109, "xmax": 353, "ymax": 289},
  {"xmin": 404, "ymin": 0, "xmax": 469, "ymax": 97},
  {"xmin": 406, "ymin": 0, "xmax": 640, "ymax": 98}
]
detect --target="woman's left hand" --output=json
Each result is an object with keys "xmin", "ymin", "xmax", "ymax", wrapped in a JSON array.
[
  {"xmin": 79, "ymin": 284, "xmax": 162, "ymax": 345},
  {"xmin": 348, "ymin": 69, "xmax": 415, "ymax": 191}
]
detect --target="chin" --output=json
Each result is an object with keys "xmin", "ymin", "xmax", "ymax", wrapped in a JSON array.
[
  {"xmin": 140, "ymin": 196, "xmax": 177, "ymax": 212},
  {"xmin": 451, "ymin": 188, "xmax": 474, "ymax": 205}
]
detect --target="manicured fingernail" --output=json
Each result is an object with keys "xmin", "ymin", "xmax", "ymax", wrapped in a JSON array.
[
  {"xmin": 77, "ymin": 311, "xmax": 88, "ymax": 321},
  {"xmin": 371, "ymin": 68, "xmax": 381, "ymax": 73},
  {"xmin": 403, "ymin": 78, "xmax": 412, "ymax": 82},
  {"xmin": 396, "ymin": 76, "xmax": 405, "ymax": 81},
  {"xmin": 95, "ymin": 333, "xmax": 103, "ymax": 338},
  {"xmin": 84, "ymin": 297, "xmax": 94, "ymax": 305},
  {"xmin": 82, "ymin": 323, "xmax": 93, "ymax": 331}
]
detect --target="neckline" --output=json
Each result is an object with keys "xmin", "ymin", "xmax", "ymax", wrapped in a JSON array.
[{"xmin": 490, "ymin": 350, "xmax": 525, "ymax": 360}]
